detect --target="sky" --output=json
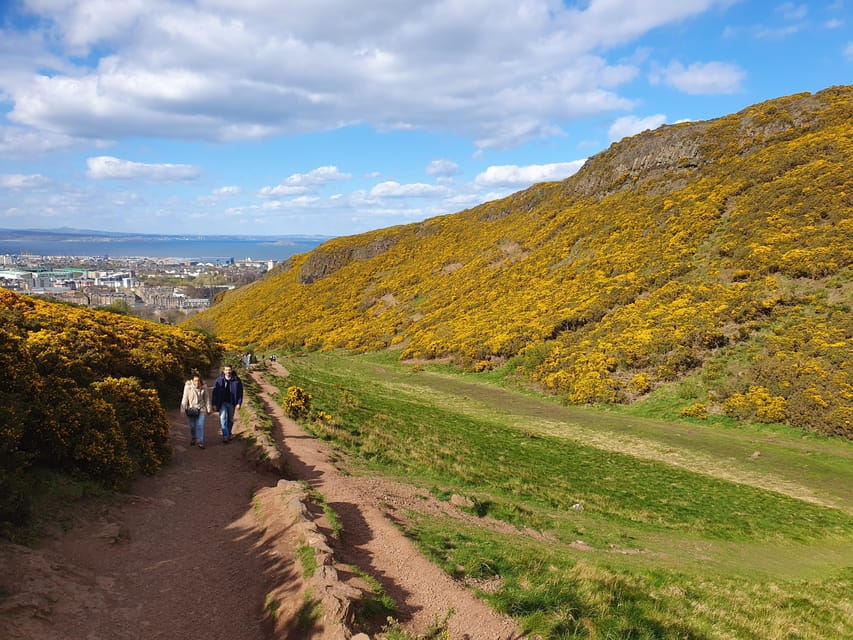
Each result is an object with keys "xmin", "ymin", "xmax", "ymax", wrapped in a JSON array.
[{"xmin": 0, "ymin": 1, "xmax": 850, "ymax": 238}]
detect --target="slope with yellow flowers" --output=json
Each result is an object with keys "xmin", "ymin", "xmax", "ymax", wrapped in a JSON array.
[{"xmin": 189, "ymin": 86, "xmax": 853, "ymax": 437}]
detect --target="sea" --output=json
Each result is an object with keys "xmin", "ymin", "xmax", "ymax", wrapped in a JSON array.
[{"xmin": 0, "ymin": 234, "xmax": 328, "ymax": 262}]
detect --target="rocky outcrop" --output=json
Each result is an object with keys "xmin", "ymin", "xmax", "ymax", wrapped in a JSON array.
[
  {"xmin": 568, "ymin": 88, "xmax": 836, "ymax": 201},
  {"xmin": 299, "ymin": 235, "xmax": 401, "ymax": 284},
  {"xmin": 240, "ymin": 403, "xmax": 370, "ymax": 639}
]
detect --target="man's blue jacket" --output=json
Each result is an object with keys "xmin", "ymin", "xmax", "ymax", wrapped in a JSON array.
[{"xmin": 212, "ymin": 373, "xmax": 244, "ymax": 407}]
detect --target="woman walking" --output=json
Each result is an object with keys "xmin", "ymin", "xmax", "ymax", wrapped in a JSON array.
[{"xmin": 181, "ymin": 373, "xmax": 212, "ymax": 449}]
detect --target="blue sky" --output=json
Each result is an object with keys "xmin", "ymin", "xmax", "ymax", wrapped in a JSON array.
[{"xmin": 0, "ymin": 0, "xmax": 850, "ymax": 238}]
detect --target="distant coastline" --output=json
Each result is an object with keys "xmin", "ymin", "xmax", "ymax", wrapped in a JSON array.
[{"xmin": 0, "ymin": 228, "xmax": 331, "ymax": 261}]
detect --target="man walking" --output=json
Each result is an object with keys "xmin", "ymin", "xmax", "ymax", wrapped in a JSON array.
[{"xmin": 212, "ymin": 364, "xmax": 243, "ymax": 444}]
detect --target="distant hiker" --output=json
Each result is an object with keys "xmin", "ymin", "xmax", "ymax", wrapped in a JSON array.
[
  {"xmin": 181, "ymin": 373, "xmax": 212, "ymax": 449},
  {"xmin": 212, "ymin": 364, "xmax": 243, "ymax": 444}
]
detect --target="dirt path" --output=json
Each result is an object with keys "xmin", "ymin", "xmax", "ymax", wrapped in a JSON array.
[
  {"xmin": 253, "ymin": 362, "xmax": 524, "ymax": 640},
  {"xmin": 1, "ymin": 365, "xmax": 524, "ymax": 639},
  {"xmin": 1, "ymin": 382, "xmax": 287, "ymax": 640}
]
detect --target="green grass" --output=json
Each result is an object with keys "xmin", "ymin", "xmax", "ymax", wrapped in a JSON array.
[
  {"xmin": 299, "ymin": 480, "xmax": 344, "ymax": 537},
  {"xmin": 272, "ymin": 350, "xmax": 853, "ymax": 639},
  {"xmin": 242, "ymin": 375, "xmax": 276, "ymax": 446},
  {"xmin": 296, "ymin": 544, "xmax": 317, "ymax": 578},
  {"xmin": 263, "ymin": 591, "xmax": 280, "ymax": 619},
  {"xmin": 381, "ymin": 610, "xmax": 454, "ymax": 640},
  {"xmin": 349, "ymin": 564, "xmax": 398, "ymax": 631},
  {"xmin": 407, "ymin": 516, "xmax": 852, "ymax": 639}
]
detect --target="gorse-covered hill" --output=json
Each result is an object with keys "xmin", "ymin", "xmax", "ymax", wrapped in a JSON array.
[{"xmin": 190, "ymin": 86, "xmax": 852, "ymax": 437}]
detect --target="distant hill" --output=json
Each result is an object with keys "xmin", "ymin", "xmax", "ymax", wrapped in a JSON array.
[{"xmin": 188, "ymin": 86, "xmax": 853, "ymax": 437}]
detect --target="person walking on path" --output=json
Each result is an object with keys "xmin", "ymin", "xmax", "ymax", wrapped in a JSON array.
[
  {"xmin": 181, "ymin": 372, "xmax": 212, "ymax": 448},
  {"xmin": 212, "ymin": 364, "xmax": 243, "ymax": 444}
]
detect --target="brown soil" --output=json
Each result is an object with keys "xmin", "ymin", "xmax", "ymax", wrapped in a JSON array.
[{"xmin": 0, "ymin": 365, "xmax": 525, "ymax": 640}]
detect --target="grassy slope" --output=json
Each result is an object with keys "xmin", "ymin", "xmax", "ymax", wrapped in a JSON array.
[{"xmin": 272, "ymin": 350, "xmax": 853, "ymax": 639}]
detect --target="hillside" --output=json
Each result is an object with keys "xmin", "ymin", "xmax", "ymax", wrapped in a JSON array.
[{"xmin": 188, "ymin": 85, "xmax": 853, "ymax": 437}]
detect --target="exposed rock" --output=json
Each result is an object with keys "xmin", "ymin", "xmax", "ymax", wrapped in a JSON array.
[
  {"xmin": 299, "ymin": 235, "xmax": 401, "ymax": 284},
  {"xmin": 270, "ymin": 478, "xmax": 370, "ymax": 639},
  {"xmin": 95, "ymin": 522, "xmax": 129, "ymax": 543},
  {"xmin": 450, "ymin": 494, "xmax": 474, "ymax": 508}
]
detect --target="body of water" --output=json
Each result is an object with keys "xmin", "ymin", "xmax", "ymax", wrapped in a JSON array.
[{"xmin": 0, "ymin": 236, "xmax": 326, "ymax": 261}]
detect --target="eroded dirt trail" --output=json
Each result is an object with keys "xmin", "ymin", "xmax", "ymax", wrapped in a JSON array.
[
  {"xmin": 253, "ymin": 363, "xmax": 524, "ymax": 640},
  {"xmin": 1, "ymin": 393, "xmax": 288, "ymax": 640}
]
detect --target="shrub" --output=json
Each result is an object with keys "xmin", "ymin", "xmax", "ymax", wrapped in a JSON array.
[
  {"xmin": 568, "ymin": 371, "xmax": 619, "ymax": 404},
  {"xmin": 284, "ymin": 386, "xmax": 313, "ymax": 420},
  {"xmin": 474, "ymin": 360, "xmax": 492, "ymax": 372},
  {"xmin": 723, "ymin": 386, "xmax": 787, "ymax": 423},
  {"xmin": 91, "ymin": 377, "xmax": 172, "ymax": 475},
  {"xmin": 629, "ymin": 373, "xmax": 651, "ymax": 394},
  {"xmin": 680, "ymin": 402, "xmax": 708, "ymax": 419}
]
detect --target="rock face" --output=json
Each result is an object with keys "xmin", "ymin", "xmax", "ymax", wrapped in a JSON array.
[
  {"xmin": 299, "ymin": 235, "xmax": 401, "ymax": 284},
  {"xmin": 569, "ymin": 89, "xmax": 832, "ymax": 201}
]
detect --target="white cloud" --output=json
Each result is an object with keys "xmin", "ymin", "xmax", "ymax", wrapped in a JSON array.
[
  {"xmin": 752, "ymin": 24, "xmax": 801, "ymax": 38},
  {"xmin": 285, "ymin": 166, "xmax": 351, "ymax": 187},
  {"xmin": 213, "ymin": 185, "xmax": 241, "ymax": 196},
  {"xmin": 776, "ymin": 2, "xmax": 808, "ymax": 21},
  {"xmin": 369, "ymin": 181, "xmax": 449, "ymax": 198},
  {"xmin": 86, "ymin": 156, "xmax": 201, "ymax": 181},
  {"xmin": 199, "ymin": 184, "xmax": 243, "ymax": 204},
  {"xmin": 474, "ymin": 161, "xmax": 586, "ymax": 189},
  {"xmin": 259, "ymin": 184, "xmax": 309, "ymax": 197},
  {"xmin": 3, "ymin": 0, "xmax": 732, "ymax": 150},
  {"xmin": 846, "ymin": 42, "xmax": 853, "ymax": 58},
  {"xmin": 0, "ymin": 173, "xmax": 51, "ymax": 189},
  {"xmin": 259, "ymin": 166, "xmax": 352, "ymax": 196},
  {"xmin": 651, "ymin": 60, "xmax": 745, "ymax": 95},
  {"xmin": 0, "ymin": 125, "xmax": 84, "ymax": 157},
  {"xmin": 426, "ymin": 159, "xmax": 459, "ymax": 177},
  {"xmin": 608, "ymin": 114, "xmax": 667, "ymax": 142}
]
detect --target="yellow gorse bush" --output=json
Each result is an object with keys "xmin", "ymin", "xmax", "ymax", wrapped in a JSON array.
[
  {"xmin": 0, "ymin": 289, "xmax": 221, "ymax": 529},
  {"xmin": 283, "ymin": 386, "xmax": 312, "ymax": 420}
]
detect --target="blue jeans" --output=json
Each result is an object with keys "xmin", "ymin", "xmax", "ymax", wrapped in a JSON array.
[
  {"xmin": 219, "ymin": 402, "xmax": 235, "ymax": 439},
  {"xmin": 188, "ymin": 413, "xmax": 205, "ymax": 443}
]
